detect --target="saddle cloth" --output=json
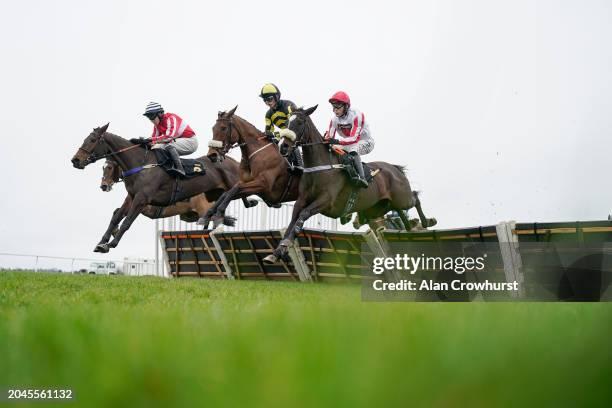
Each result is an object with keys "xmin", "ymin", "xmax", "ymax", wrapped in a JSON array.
[{"xmin": 153, "ymin": 149, "xmax": 206, "ymax": 178}]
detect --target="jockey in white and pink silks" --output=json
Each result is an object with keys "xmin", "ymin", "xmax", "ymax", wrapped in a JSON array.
[{"xmin": 325, "ymin": 91, "xmax": 374, "ymax": 188}]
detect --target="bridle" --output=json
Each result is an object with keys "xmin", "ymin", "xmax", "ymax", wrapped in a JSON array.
[
  {"xmin": 211, "ymin": 117, "xmax": 270, "ymax": 161},
  {"xmin": 282, "ymin": 114, "xmax": 329, "ymax": 154},
  {"xmin": 80, "ymin": 132, "xmax": 141, "ymax": 165},
  {"xmin": 100, "ymin": 160, "xmax": 123, "ymax": 191}
]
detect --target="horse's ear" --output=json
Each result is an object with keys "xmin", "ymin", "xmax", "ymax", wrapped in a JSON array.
[
  {"xmin": 304, "ymin": 105, "xmax": 318, "ymax": 116},
  {"xmin": 100, "ymin": 123, "xmax": 110, "ymax": 134},
  {"xmin": 218, "ymin": 111, "xmax": 225, "ymax": 118},
  {"xmin": 227, "ymin": 105, "xmax": 238, "ymax": 117}
]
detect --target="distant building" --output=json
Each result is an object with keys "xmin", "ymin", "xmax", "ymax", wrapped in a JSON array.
[{"xmin": 123, "ymin": 257, "xmax": 157, "ymax": 276}]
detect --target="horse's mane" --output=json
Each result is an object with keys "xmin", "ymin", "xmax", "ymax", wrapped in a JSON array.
[
  {"xmin": 293, "ymin": 107, "xmax": 324, "ymax": 144},
  {"xmin": 221, "ymin": 112, "xmax": 265, "ymax": 136}
]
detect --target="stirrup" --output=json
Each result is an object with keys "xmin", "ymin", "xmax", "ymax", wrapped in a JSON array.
[{"xmin": 352, "ymin": 176, "xmax": 368, "ymax": 188}]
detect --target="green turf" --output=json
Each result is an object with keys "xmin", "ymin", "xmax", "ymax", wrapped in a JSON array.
[{"xmin": 0, "ymin": 271, "xmax": 611, "ymax": 407}]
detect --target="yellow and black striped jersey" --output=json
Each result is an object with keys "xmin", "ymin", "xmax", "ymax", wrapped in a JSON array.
[{"xmin": 265, "ymin": 99, "xmax": 297, "ymax": 134}]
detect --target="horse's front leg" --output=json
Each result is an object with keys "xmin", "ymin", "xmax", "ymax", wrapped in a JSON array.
[
  {"xmin": 94, "ymin": 196, "xmax": 130, "ymax": 252},
  {"xmin": 98, "ymin": 193, "xmax": 148, "ymax": 253},
  {"xmin": 264, "ymin": 196, "xmax": 327, "ymax": 264},
  {"xmin": 197, "ymin": 189, "xmax": 232, "ymax": 227}
]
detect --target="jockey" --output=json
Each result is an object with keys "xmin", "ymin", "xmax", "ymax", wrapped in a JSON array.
[
  {"xmin": 131, "ymin": 102, "xmax": 198, "ymax": 177},
  {"xmin": 259, "ymin": 83, "xmax": 303, "ymax": 173},
  {"xmin": 326, "ymin": 91, "xmax": 374, "ymax": 188}
]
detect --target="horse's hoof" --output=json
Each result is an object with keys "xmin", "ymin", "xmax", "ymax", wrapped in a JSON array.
[
  {"xmin": 427, "ymin": 218, "xmax": 438, "ymax": 228},
  {"xmin": 94, "ymin": 244, "xmax": 109, "ymax": 253},
  {"xmin": 196, "ymin": 217, "xmax": 209, "ymax": 227},
  {"xmin": 212, "ymin": 216, "xmax": 224, "ymax": 228},
  {"xmin": 263, "ymin": 254, "xmax": 277, "ymax": 264},
  {"xmin": 246, "ymin": 199, "xmax": 258, "ymax": 208}
]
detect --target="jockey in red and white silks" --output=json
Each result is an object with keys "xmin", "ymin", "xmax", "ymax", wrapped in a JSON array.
[
  {"xmin": 326, "ymin": 91, "xmax": 373, "ymax": 188},
  {"xmin": 148, "ymin": 112, "xmax": 197, "ymax": 155},
  {"xmin": 141, "ymin": 102, "xmax": 198, "ymax": 176},
  {"xmin": 326, "ymin": 92, "xmax": 374, "ymax": 156}
]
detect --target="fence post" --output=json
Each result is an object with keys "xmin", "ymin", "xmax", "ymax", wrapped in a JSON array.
[
  {"xmin": 155, "ymin": 219, "xmax": 160, "ymax": 276},
  {"xmin": 260, "ymin": 203, "xmax": 268, "ymax": 230},
  {"xmin": 496, "ymin": 221, "xmax": 525, "ymax": 298},
  {"xmin": 210, "ymin": 229, "xmax": 234, "ymax": 280}
]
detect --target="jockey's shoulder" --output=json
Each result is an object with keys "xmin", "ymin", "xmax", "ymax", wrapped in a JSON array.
[{"xmin": 282, "ymin": 99, "xmax": 297, "ymax": 109}]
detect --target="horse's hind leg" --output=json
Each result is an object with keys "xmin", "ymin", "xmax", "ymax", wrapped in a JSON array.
[{"xmin": 412, "ymin": 191, "xmax": 437, "ymax": 228}]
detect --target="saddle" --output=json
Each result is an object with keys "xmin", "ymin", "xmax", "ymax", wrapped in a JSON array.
[
  {"xmin": 335, "ymin": 150, "xmax": 374, "ymax": 186},
  {"xmin": 153, "ymin": 149, "xmax": 206, "ymax": 178}
]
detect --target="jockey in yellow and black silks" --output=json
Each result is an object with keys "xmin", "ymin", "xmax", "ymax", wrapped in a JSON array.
[{"xmin": 259, "ymin": 83, "xmax": 302, "ymax": 174}]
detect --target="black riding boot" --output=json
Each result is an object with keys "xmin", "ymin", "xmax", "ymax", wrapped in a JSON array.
[
  {"xmin": 351, "ymin": 152, "xmax": 368, "ymax": 188},
  {"xmin": 167, "ymin": 146, "xmax": 186, "ymax": 177},
  {"xmin": 289, "ymin": 148, "xmax": 304, "ymax": 174}
]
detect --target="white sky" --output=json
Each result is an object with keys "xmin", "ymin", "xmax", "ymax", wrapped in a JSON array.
[{"xmin": 1, "ymin": 0, "xmax": 611, "ymax": 267}]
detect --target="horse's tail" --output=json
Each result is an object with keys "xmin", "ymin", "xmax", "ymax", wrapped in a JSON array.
[{"xmin": 393, "ymin": 164, "xmax": 407, "ymax": 176}]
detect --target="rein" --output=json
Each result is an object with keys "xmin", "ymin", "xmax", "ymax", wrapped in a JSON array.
[
  {"xmin": 83, "ymin": 136, "xmax": 142, "ymax": 164},
  {"xmin": 289, "ymin": 120, "xmax": 340, "ymax": 173}
]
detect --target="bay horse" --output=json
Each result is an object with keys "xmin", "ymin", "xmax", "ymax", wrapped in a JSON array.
[
  {"xmin": 71, "ymin": 123, "xmax": 252, "ymax": 253},
  {"xmin": 198, "ymin": 106, "xmax": 300, "ymax": 227},
  {"xmin": 100, "ymin": 159, "xmax": 249, "ymax": 231},
  {"xmin": 263, "ymin": 106, "xmax": 437, "ymax": 264}
]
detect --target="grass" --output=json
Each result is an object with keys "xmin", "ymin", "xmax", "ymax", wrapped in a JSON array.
[{"xmin": 0, "ymin": 271, "xmax": 611, "ymax": 408}]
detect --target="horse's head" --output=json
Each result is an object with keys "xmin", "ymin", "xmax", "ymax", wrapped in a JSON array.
[
  {"xmin": 280, "ymin": 105, "xmax": 318, "ymax": 157},
  {"xmin": 71, "ymin": 123, "xmax": 110, "ymax": 169},
  {"xmin": 100, "ymin": 159, "xmax": 121, "ymax": 192},
  {"xmin": 207, "ymin": 106, "xmax": 239, "ymax": 162}
]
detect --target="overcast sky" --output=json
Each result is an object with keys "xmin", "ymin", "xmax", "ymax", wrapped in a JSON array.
[{"xmin": 1, "ymin": 0, "xmax": 611, "ymax": 268}]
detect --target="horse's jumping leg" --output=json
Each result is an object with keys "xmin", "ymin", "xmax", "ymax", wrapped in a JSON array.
[
  {"xmin": 97, "ymin": 194, "xmax": 147, "ymax": 253},
  {"xmin": 94, "ymin": 196, "xmax": 130, "ymax": 252},
  {"xmin": 263, "ymin": 196, "xmax": 327, "ymax": 264},
  {"xmin": 206, "ymin": 179, "xmax": 267, "ymax": 228},
  {"xmin": 197, "ymin": 188, "xmax": 234, "ymax": 227},
  {"xmin": 412, "ymin": 191, "xmax": 437, "ymax": 228}
]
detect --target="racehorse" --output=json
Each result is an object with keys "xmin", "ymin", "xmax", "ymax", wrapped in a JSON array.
[
  {"xmin": 198, "ymin": 106, "xmax": 300, "ymax": 227},
  {"xmin": 263, "ymin": 106, "xmax": 437, "ymax": 263},
  {"xmin": 71, "ymin": 123, "xmax": 253, "ymax": 252},
  {"xmin": 99, "ymin": 159, "xmax": 252, "ymax": 233}
]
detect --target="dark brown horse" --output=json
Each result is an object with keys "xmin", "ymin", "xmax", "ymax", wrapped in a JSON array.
[
  {"xmin": 198, "ymin": 106, "xmax": 300, "ymax": 227},
  {"xmin": 71, "ymin": 124, "xmax": 250, "ymax": 252},
  {"xmin": 100, "ymin": 159, "xmax": 241, "ymax": 226},
  {"xmin": 263, "ymin": 106, "xmax": 437, "ymax": 263}
]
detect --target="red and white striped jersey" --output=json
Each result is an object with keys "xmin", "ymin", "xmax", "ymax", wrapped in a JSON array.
[
  {"xmin": 327, "ymin": 108, "xmax": 372, "ymax": 145},
  {"xmin": 151, "ymin": 113, "xmax": 195, "ymax": 143}
]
